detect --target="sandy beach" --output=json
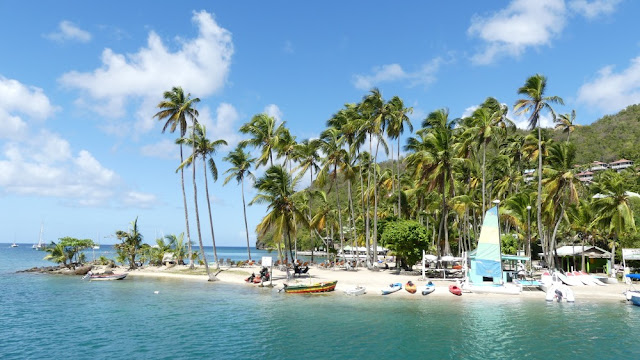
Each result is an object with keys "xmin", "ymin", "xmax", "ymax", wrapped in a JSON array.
[{"xmin": 108, "ymin": 263, "xmax": 631, "ymax": 301}]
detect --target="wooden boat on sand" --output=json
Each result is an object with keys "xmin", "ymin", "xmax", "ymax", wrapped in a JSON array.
[{"xmin": 283, "ymin": 281, "xmax": 337, "ymax": 294}]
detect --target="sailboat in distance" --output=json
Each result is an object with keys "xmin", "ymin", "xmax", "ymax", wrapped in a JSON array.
[
  {"xmin": 33, "ymin": 223, "xmax": 45, "ymax": 250},
  {"xmin": 93, "ymin": 233, "xmax": 100, "ymax": 250}
]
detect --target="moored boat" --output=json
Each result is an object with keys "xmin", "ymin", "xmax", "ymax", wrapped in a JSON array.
[
  {"xmin": 381, "ymin": 283, "xmax": 402, "ymax": 295},
  {"xmin": 422, "ymin": 281, "xmax": 435, "ymax": 295},
  {"xmin": 283, "ymin": 280, "xmax": 337, "ymax": 294},
  {"xmin": 344, "ymin": 286, "xmax": 366, "ymax": 296},
  {"xmin": 405, "ymin": 281, "xmax": 417, "ymax": 294},
  {"xmin": 86, "ymin": 272, "xmax": 128, "ymax": 281},
  {"xmin": 449, "ymin": 284, "xmax": 462, "ymax": 296}
]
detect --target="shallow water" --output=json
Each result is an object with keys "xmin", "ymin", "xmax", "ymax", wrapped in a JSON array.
[{"xmin": 1, "ymin": 245, "xmax": 639, "ymax": 359}]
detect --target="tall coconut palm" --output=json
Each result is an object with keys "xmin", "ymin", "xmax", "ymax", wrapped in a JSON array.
[
  {"xmin": 154, "ymin": 86, "xmax": 200, "ymax": 269},
  {"xmin": 542, "ymin": 142, "xmax": 581, "ymax": 269},
  {"xmin": 360, "ymin": 88, "xmax": 390, "ymax": 264},
  {"xmin": 405, "ymin": 109, "xmax": 459, "ymax": 256},
  {"xmin": 554, "ymin": 110, "xmax": 576, "ymax": 142},
  {"xmin": 386, "ymin": 96, "xmax": 413, "ymax": 218},
  {"xmin": 250, "ymin": 165, "xmax": 307, "ymax": 268},
  {"xmin": 318, "ymin": 127, "xmax": 348, "ymax": 262},
  {"xmin": 178, "ymin": 124, "xmax": 228, "ymax": 271},
  {"xmin": 292, "ymin": 139, "xmax": 323, "ymax": 254},
  {"xmin": 240, "ymin": 113, "xmax": 285, "ymax": 168},
  {"xmin": 591, "ymin": 171, "xmax": 637, "ymax": 276},
  {"xmin": 464, "ymin": 106, "xmax": 504, "ymax": 218},
  {"xmin": 276, "ymin": 127, "xmax": 297, "ymax": 173},
  {"xmin": 223, "ymin": 145, "xmax": 256, "ymax": 261},
  {"xmin": 514, "ymin": 74, "xmax": 564, "ymax": 263}
]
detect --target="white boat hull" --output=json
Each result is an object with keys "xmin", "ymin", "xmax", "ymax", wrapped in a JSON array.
[
  {"xmin": 344, "ymin": 286, "xmax": 366, "ymax": 296},
  {"xmin": 546, "ymin": 284, "xmax": 575, "ymax": 302}
]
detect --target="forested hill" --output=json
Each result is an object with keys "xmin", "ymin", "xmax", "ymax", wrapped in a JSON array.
[{"xmin": 562, "ymin": 104, "xmax": 640, "ymax": 165}]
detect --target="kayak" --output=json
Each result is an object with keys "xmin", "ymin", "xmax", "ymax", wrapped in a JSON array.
[
  {"xmin": 449, "ymin": 284, "xmax": 462, "ymax": 296},
  {"xmin": 405, "ymin": 281, "xmax": 417, "ymax": 294},
  {"xmin": 422, "ymin": 281, "xmax": 435, "ymax": 295},
  {"xmin": 381, "ymin": 283, "xmax": 403, "ymax": 295}
]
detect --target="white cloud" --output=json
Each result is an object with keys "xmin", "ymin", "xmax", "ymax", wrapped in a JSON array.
[
  {"xmin": 468, "ymin": 0, "xmax": 566, "ymax": 65},
  {"xmin": 45, "ymin": 20, "xmax": 92, "ymax": 43},
  {"xmin": 352, "ymin": 58, "xmax": 443, "ymax": 90},
  {"xmin": 0, "ymin": 109, "xmax": 27, "ymax": 140},
  {"xmin": 0, "ymin": 131, "xmax": 112, "ymax": 203},
  {"xmin": 200, "ymin": 103, "xmax": 241, "ymax": 148},
  {"xmin": 0, "ymin": 76, "xmax": 58, "ymax": 119},
  {"xmin": 121, "ymin": 191, "xmax": 159, "ymax": 208},
  {"xmin": 59, "ymin": 10, "xmax": 234, "ymax": 135},
  {"xmin": 140, "ymin": 139, "xmax": 179, "ymax": 160},
  {"xmin": 512, "ymin": 112, "xmax": 554, "ymax": 129},
  {"xmin": 569, "ymin": 0, "xmax": 621, "ymax": 19},
  {"xmin": 264, "ymin": 104, "xmax": 283, "ymax": 122},
  {"xmin": 576, "ymin": 56, "xmax": 640, "ymax": 113},
  {"xmin": 461, "ymin": 105, "xmax": 480, "ymax": 118}
]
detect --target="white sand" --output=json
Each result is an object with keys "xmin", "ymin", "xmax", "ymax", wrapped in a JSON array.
[{"xmin": 109, "ymin": 264, "xmax": 631, "ymax": 301}]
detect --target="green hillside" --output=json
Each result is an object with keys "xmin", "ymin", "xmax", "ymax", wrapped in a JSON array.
[{"xmin": 560, "ymin": 104, "xmax": 640, "ymax": 165}]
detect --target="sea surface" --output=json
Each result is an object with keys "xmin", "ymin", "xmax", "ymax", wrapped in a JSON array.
[{"xmin": 1, "ymin": 244, "xmax": 640, "ymax": 359}]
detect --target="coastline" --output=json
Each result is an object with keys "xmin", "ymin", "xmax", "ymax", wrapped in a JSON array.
[{"xmin": 104, "ymin": 264, "xmax": 630, "ymax": 301}]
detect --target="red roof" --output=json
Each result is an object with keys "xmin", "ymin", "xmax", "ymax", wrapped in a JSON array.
[{"xmin": 610, "ymin": 159, "xmax": 632, "ymax": 164}]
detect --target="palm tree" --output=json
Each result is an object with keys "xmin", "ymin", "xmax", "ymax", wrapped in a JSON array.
[
  {"xmin": 542, "ymin": 142, "xmax": 581, "ymax": 268},
  {"xmin": 318, "ymin": 127, "xmax": 348, "ymax": 262},
  {"xmin": 276, "ymin": 127, "xmax": 297, "ymax": 173},
  {"xmin": 43, "ymin": 242, "xmax": 68, "ymax": 267},
  {"xmin": 223, "ymin": 145, "xmax": 256, "ymax": 261},
  {"xmin": 250, "ymin": 165, "xmax": 307, "ymax": 269},
  {"xmin": 292, "ymin": 139, "xmax": 323, "ymax": 253},
  {"xmin": 360, "ymin": 88, "xmax": 390, "ymax": 264},
  {"xmin": 115, "ymin": 217, "xmax": 143, "ymax": 270},
  {"xmin": 554, "ymin": 110, "xmax": 576, "ymax": 142},
  {"xmin": 514, "ymin": 74, "xmax": 564, "ymax": 263},
  {"xmin": 154, "ymin": 86, "xmax": 200, "ymax": 269},
  {"xmin": 405, "ymin": 109, "xmax": 459, "ymax": 256},
  {"xmin": 178, "ymin": 124, "xmax": 227, "ymax": 272},
  {"xmin": 591, "ymin": 171, "xmax": 637, "ymax": 276},
  {"xmin": 239, "ymin": 113, "xmax": 285, "ymax": 168},
  {"xmin": 386, "ymin": 96, "xmax": 413, "ymax": 218}
]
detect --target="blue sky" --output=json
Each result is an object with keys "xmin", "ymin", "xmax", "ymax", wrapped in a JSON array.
[{"xmin": 1, "ymin": 0, "xmax": 639, "ymax": 246}]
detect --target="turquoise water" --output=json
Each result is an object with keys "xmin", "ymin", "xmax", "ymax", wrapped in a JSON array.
[{"xmin": 2, "ymin": 244, "xmax": 640, "ymax": 359}]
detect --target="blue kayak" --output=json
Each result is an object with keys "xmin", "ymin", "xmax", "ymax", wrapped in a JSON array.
[{"xmin": 381, "ymin": 283, "xmax": 403, "ymax": 295}]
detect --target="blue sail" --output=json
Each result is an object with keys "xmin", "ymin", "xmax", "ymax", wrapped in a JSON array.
[{"xmin": 474, "ymin": 206, "xmax": 502, "ymax": 278}]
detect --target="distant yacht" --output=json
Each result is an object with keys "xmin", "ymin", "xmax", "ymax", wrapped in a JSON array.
[
  {"xmin": 32, "ymin": 223, "xmax": 45, "ymax": 250},
  {"xmin": 11, "ymin": 241, "xmax": 18, "ymax": 248}
]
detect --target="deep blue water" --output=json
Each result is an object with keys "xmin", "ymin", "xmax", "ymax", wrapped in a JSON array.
[{"xmin": 1, "ymin": 244, "xmax": 640, "ymax": 359}]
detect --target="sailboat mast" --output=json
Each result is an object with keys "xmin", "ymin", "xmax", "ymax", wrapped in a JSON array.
[{"xmin": 494, "ymin": 200, "xmax": 504, "ymax": 283}]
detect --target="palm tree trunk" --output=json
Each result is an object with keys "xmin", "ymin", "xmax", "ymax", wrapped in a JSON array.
[
  {"xmin": 191, "ymin": 126, "xmax": 212, "ymax": 280},
  {"xmin": 390, "ymin": 143, "xmax": 396, "ymax": 217},
  {"xmin": 537, "ymin": 125, "xmax": 544, "ymax": 269},
  {"xmin": 334, "ymin": 164, "xmax": 346, "ymax": 263},
  {"xmin": 360, "ymin": 164, "xmax": 370, "ymax": 265},
  {"xmin": 347, "ymin": 178, "xmax": 358, "ymax": 267},
  {"xmin": 482, "ymin": 141, "xmax": 486, "ymax": 220},
  {"xmin": 241, "ymin": 178, "xmax": 251, "ymax": 261},
  {"xmin": 372, "ymin": 139, "xmax": 380, "ymax": 265},
  {"xmin": 202, "ymin": 157, "xmax": 220, "ymax": 269},
  {"xmin": 179, "ymin": 144, "xmax": 194, "ymax": 269},
  {"xmin": 397, "ymin": 137, "xmax": 402, "ymax": 219}
]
